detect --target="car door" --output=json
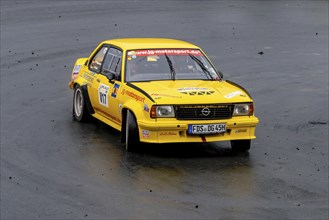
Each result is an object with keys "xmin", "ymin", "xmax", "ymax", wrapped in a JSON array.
[
  {"xmin": 99, "ymin": 47, "xmax": 123, "ymax": 125},
  {"xmin": 88, "ymin": 45, "xmax": 123, "ymax": 125},
  {"xmin": 87, "ymin": 45, "xmax": 108, "ymax": 114}
]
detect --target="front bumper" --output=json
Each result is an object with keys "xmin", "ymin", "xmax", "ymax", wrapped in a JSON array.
[{"xmin": 137, "ymin": 116, "xmax": 259, "ymax": 143}]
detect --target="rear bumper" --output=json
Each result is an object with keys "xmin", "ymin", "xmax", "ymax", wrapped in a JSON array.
[{"xmin": 137, "ymin": 116, "xmax": 259, "ymax": 143}]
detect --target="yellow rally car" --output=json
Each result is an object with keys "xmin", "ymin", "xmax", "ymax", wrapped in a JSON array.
[{"xmin": 68, "ymin": 38, "xmax": 259, "ymax": 152}]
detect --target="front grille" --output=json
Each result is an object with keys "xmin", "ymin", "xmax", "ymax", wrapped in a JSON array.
[{"xmin": 175, "ymin": 104, "xmax": 234, "ymax": 120}]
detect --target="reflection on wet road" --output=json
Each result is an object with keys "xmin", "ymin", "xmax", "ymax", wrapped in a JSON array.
[{"xmin": 82, "ymin": 123, "xmax": 256, "ymax": 218}]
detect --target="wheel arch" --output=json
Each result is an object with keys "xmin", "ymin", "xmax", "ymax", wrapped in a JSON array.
[
  {"xmin": 120, "ymin": 106, "xmax": 140, "ymax": 143},
  {"xmin": 121, "ymin": 108, "xmax": 128, "ymax": 143},
  {"xmin": 73, "ymin": 83, "xmax": 95, "ymax": 115}
]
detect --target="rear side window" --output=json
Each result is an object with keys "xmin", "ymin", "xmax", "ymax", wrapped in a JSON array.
[{"xmin": 89, "ymin": 46, "xmax": 108, "ymax": 72}]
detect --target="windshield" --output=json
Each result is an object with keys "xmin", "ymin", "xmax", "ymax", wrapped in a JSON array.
[{"xmin": 125, "ymin": 49, "xmax": 219, "ymax": 82}]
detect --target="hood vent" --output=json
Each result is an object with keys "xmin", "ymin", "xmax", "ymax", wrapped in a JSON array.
[{"xmin": 180, "ymin": 91, "xmax": 215, "ymax": 96}]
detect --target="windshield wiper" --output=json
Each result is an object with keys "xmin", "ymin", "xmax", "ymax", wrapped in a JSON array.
[
  {"xmin": 165, "ymin": 53, "xmax": 176, "ymax": 81},
  {"xmin": 188, "ymin": 54, "xmax": 214, "ymax": 80}
]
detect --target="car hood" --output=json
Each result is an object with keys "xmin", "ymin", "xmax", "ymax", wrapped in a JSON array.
[{"xmin": 130, "ymin": 80, "xmax": 253, "ymax": 104}]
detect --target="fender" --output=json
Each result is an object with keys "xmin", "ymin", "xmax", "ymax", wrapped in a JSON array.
[
  {"xmin": 81, "ymin": 85, "xmax": 95, "ymax": 115},
  {"xmin": 120, "ymin": 84, "xmax": 155, "ymax": 143},
  {"xmin": 226, "ymin": 80, "xmax": 252, "ymax": 99},
  {"xmin": 122, "ymin": 99, "xmax": 145, "ymax": 119},
  {"xmin": 126, "ymin": 82, "xmax": 155, "ymax": 103},
  {"xmin": 120, "ymin": 99, "xmax": 146, "ymax": 143},
  {"xmin": 68, "ymin": 58, "xmax": 88, "ymax": 89}
]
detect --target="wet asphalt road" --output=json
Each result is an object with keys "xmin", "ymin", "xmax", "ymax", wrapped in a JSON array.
[{"xmin": 1, "ymin": 0, "xmax": 328, "ymax": 219}]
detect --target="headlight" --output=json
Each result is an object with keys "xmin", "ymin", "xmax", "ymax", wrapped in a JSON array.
[
  {"xmin": 233, "ymin": 103, "xmax": 254, "ymax": 116},
  {"xmin": 150, "ymin": 105, "xmax": 175, "ymax": 118}
]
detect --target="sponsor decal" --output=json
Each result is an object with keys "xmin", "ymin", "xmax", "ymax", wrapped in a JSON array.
[
  {"xmin": 83, "ymin": 73, "xmax": 94, "ymax": 83},
  {"xmin": 73, "ymin": 65, "xmax": 82, "ymax": 74},
  {"xmin": 121, "ymin": 89, "xmax": 145, "ymax": 103},
  {"xmin": 180, "ymin": 91, "xmax": 215, "ymax": 96},
  {"xmin": 151, "ymin": 93, "xmax": 182, "ymax": 99},
  {"xmin": 131, "ymin": 49, "xmax": 202, "ymax": 57},
  {"xmin": 142, "ymin": 130, "xmax": 149, "ymax": 138},
  {"xmin": 127, "ymin": 51, "xmax": 137, "ymax": 59},
  {"xmin": 98, "ymin": 84, "xmax": 110, "ymax": 107},
  {"xmin": 71, "ymin": 65, "xmax": 82, "ymax": 80},
  {"xmin": 177, "ymin": 87, "xmax": 209, "ymax": 92},
  {"xmin": 88, "ymin": 71, "xmax": 96, "ymax": 76},
  {"xmin": 111, "ymin": 83, "xmax": 120, "ymax": 98},
  {"xmin": 159, "ymin": 132, "xmax": 177, "ymax": 136},
  {"xmin": 143, "ymin": 104, "xmax": 150, "ymax": 112},
  {"xmin": 225, "ymin": 91, "xmax": 243, "ymax": 99},
  {"xmin": 94, "ymin": 107, "xmax": 121, "ymax": 123}
]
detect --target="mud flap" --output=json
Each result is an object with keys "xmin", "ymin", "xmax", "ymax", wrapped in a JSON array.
[{"xmin": 199, "ymin": 135, "xmax": 207, "ymax": 142}]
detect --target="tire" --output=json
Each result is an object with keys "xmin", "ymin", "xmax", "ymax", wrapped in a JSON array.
[
  {"xmin": 125, "ymin": 110, "xmax": 140, "ymax": 152},
  {"xmin": 73, "ymin": 85, "xmax": 89, "ymax": 122},
  {"xmin": 231, "ymin": 140, "xmax": 251, "ymax": 152}
]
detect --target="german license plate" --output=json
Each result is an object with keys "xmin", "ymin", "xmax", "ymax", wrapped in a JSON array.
[{"xmin": 188, "ymin": 124, "xmax": 226, "ymax": 134}]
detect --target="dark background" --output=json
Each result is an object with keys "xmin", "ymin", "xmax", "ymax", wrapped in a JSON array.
[{"xmin": 1, "ymin": 0, "xmax": 328, "ymax": 219}]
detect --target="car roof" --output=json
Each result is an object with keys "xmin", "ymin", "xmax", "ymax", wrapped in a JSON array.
[{"xmin": 101, "ymin": 38, "xmax": 200, "ymax": 50}]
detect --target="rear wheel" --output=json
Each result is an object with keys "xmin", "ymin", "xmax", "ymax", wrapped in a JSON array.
[
  {"xmin": 73, "ymin": 85, "xmax": 89, "ymax": 122},
  {"xmin": 125, "ymin": 110, "xmax": 140, "ymax": 152},
  {"xmin": 231, "ymin": 140, "xmax": 251, "ymax": 152}
]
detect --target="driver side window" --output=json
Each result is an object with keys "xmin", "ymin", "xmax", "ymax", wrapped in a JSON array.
[
  {"xmin": 101, "ymin": 47, "xmax": 122, "ymax": 80},
  {"xmin": 89, "ymin": 46, "xmax": 108, "ymax": 72}
]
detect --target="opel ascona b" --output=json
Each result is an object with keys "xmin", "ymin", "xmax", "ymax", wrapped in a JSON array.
[{"xmin": 68, "ymin": 38, "xmax": 259, "ymax": 152}]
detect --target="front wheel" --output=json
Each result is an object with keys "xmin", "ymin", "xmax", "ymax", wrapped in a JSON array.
[
  {"xmin": 125, "ymin": 110, "xmax": 140, "ymax": 152},
  {"xmin": 231, "ymin": 140, "xmax": 251, "ymax": 152},
  {"xmin": 73, "ymin": 85, "xmax": 89, "ymax": 122}
]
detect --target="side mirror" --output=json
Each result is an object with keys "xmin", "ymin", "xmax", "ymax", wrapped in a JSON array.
[
  {"xmin": 102, "ymin": 70, "xmax": 116, "ymax": 84},
  {"xmin": 107, "ymin": 73, "xmax": 116, "ymax": 84}
]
